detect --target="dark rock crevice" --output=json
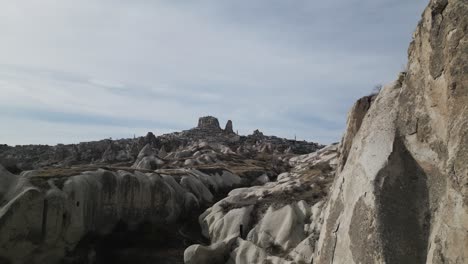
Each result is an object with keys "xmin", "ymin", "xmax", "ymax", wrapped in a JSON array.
[{"xmin": 61, "ymin": 209, "xmax": 210, "ymax": 264}]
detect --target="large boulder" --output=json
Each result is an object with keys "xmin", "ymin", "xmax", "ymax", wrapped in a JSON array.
[
  {"xmin": 132, "ymin": 144, "xmax": 164, "ymax": 170},
  {"xmin": 184, "ymin": 235, "xmax": 238, "ymax": 264}
]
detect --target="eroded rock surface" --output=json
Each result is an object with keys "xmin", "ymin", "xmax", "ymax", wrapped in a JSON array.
[
  {"xmin": 314, "ymin": 0, "xmax": 468, "ymax": 263},
  {"xmin": 197, "ymin": 116, "xmax": 221, "ymax": 131},
  {"xmin": 0, "ymin": 165, "xmax": 245, "ymax": 264},
  {"xmin": 185, "ymin": 145, "xmax": 339, "ymax": 264}
]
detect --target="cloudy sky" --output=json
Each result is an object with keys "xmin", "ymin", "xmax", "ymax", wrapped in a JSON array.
[{"xmin": 0, "ymin": 0, "xmax": 428, "ymax": 146}]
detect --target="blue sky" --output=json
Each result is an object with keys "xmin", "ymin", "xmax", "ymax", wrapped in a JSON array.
[{"xmin": 0, "ymin": 0, "xmax": 428, "ymax": 145}]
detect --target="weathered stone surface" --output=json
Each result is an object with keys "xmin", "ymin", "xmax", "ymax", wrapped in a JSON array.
[
  {"xmin": 0, "ymin": 166, "xmax": 243, "ymax": 264},
  {"xmin": 337, "ymin": 95, "xmax": 375, "ymax": 172},
  {"xmin": 185, "ymin": 144, "xmax": 338, "ymax": 263},
  {"xmin": 132, "ymin": 144, "xmax": 164, "ymax": 170},
  {"xmin": 184, "ymin": 235, "xmax": 238, "ymax": 264},
  {"xmin": 314, "ymin": 0, "xmax": 468, "ymax": 263}
]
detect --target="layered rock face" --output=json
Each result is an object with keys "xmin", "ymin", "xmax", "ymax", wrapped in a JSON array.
[{"xmin": 314, "ymin": 0, "xmax": 468, "ymax": 263}]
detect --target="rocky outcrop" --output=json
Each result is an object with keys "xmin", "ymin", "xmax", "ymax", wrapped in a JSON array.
[
  {"xmin": 101, "ymin": 142, "xmax": 134, "ymax": 163},
  {"xmin": 314, "ymin": 0, "xmax": 468, "ymax": 263},
  {"xmin": 197, "ymin": 116, "xmax": 221, "ymax": 131},
  {"xmin": 0, "ymin": 117, "xmax": 322, "ymax": 173},
  {"xmin": 0, "ymin": 165, "xmax": 243, "ymax": 264},
  {"xmin": 0, "ymin": 137, "xmax": 154, "ymax": 171},
  {"xmin": 131, "ymin": 144, "xmax": 164, "ymax": 170},
  {"xmin": 184, "ymin": 144, "xmax": 338, "ymax": 263},
  {"xmin": 224, "ymin": 120, "xmax": 234, "ymax": 134},
  {"xmin": 337, "ymin": 95, "xmax": 375, "ymax": 172},
  {"xmin": 252, "ymin": 129, "xmax": 264, "ymax": 137}
]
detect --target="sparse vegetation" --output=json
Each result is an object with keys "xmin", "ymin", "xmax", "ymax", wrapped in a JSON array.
[{"xmin": 371, "ymin": 84, "xmax": 383, "ymax": 95}]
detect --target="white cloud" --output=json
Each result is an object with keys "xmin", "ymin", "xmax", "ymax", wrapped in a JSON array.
[{"xmin": 0, "ymin": 0, "xmax": 428, "ymax": 145}]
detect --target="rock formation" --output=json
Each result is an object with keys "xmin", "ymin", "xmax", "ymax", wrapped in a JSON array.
[
  {"xmin": 0, "ymin": 118, "xmax": 321, "ymax": 172},
  {"xmin": 337, "ymin": 94, "xmax": 375, "ymax": 172},
  {"xmin": 314, "ymin": 1, "xmax": 467, "ymax": 263},
  {"xmin": 197, "ymin": 116, "xmax": 221, "ymax": 131},
  {"xmin": 131, "ymin": 144, "xmax": 165, "ymax": 170},
  {"xmin": 224, "ymin": 120, "xmax": 234, "ymax": 134},
  {"xmin": 0, "ymin": 165, "xmax": 244, "ymax": 264},
  {"xmin": 184, "ymin": 144, "xmax": 339, "ymax": 264}
]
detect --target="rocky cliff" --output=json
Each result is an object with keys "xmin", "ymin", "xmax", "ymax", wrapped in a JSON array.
[{"xmin": 314, "ymin": 0, "xmax": 467, "ymax": 263}]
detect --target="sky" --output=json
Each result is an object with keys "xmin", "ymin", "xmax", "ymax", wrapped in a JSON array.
[{"xmin": 0, "ymin": 0, "xmax": 428, "ymax": 146}]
